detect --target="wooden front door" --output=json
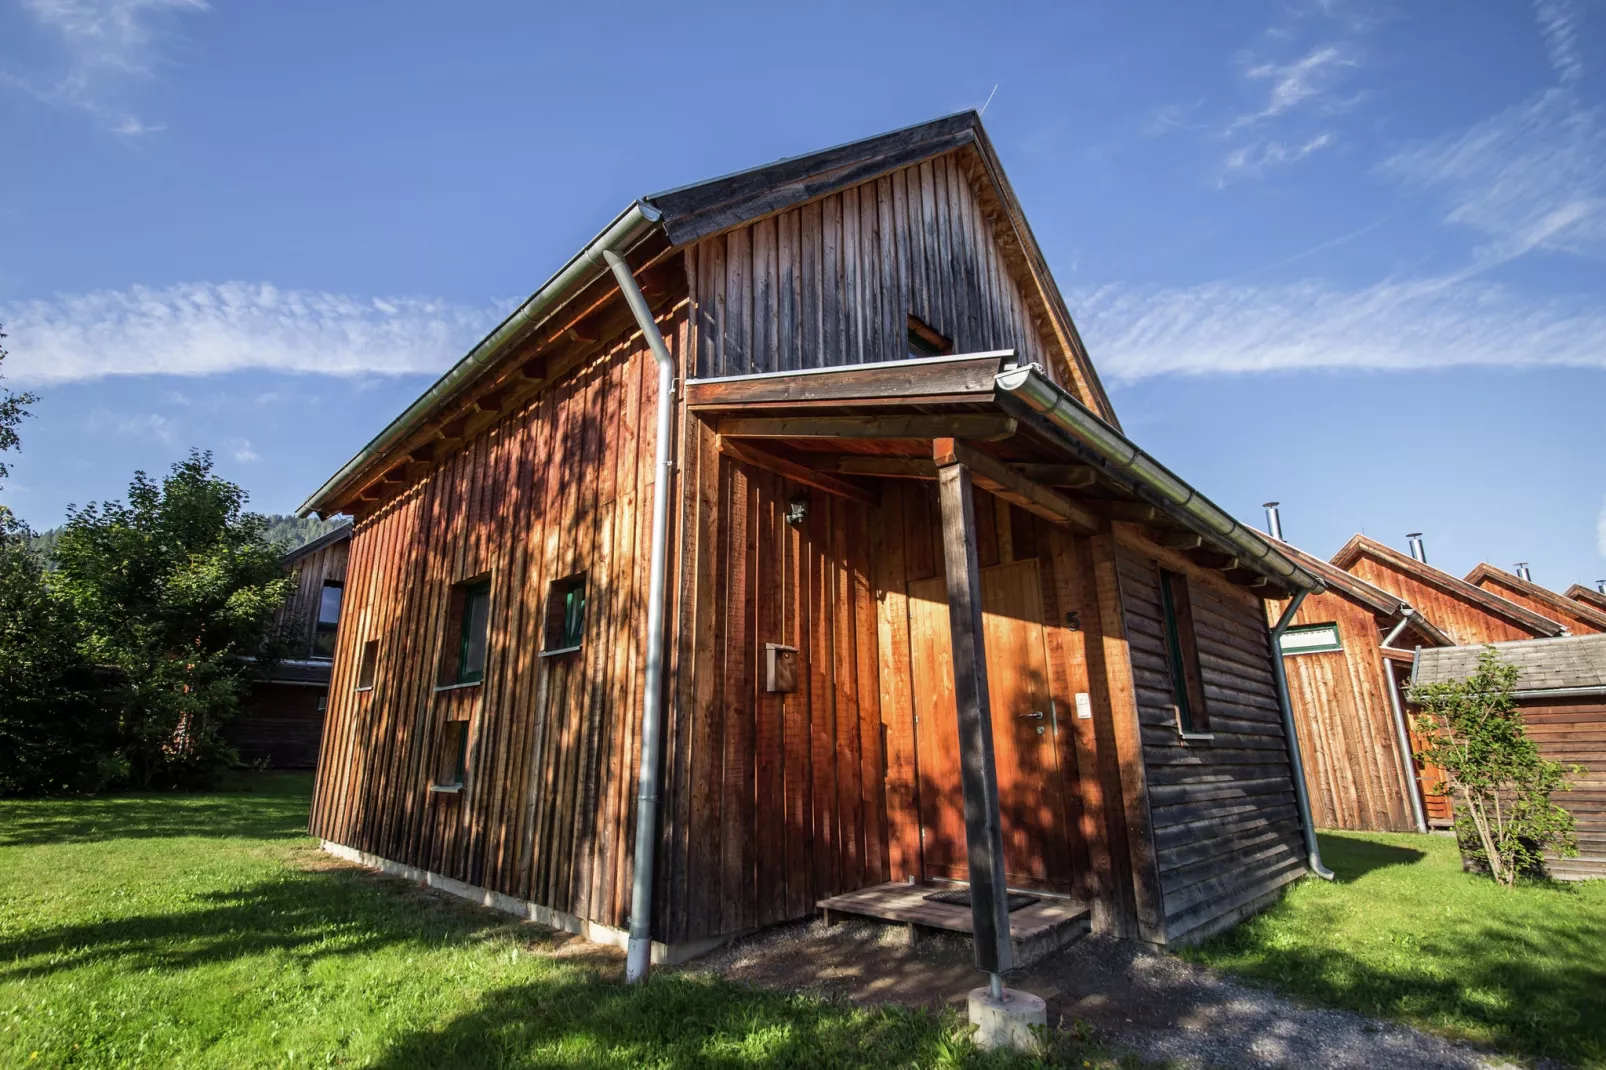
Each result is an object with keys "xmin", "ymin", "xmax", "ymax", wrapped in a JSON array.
[{"xmin": 908, "ymin": 558, "xmax": 1075, "ymax": 892}]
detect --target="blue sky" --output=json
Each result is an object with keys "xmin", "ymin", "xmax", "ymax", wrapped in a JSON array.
[{"xmin": 2, "ymin": 0, "xmax": 1603, "ymax": 591}]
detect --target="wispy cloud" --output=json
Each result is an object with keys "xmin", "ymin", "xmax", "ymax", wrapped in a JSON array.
[
  {"xmin": 1381, "ymin": 87, "xmax": 1606, "ymax": 263},
  {"xmin": 2, "ymin": 0, "xmax": 209, "ymax": 134},
  {"xmin": 90, "ymin": 410, "xmax": 173, "ymax": 442},
  {"xmin": 1534, "ymin": 0, "xmax": 1586, "ymax": 83},
  {"xmin": 2, "ymin": 282, "xmax": 507, "ymax": 385},
  {"xmin": 1071, "ymin": 274, "xmax": 1606, "ymax": 382},
  {"xmin": 1223, "ymin": 132, "xmax": 1335, "ymax": 180},
  {"xmin": 225, "ymin": 437, "xmax": 259, "ymax": 463},
  {"xmin": 1228, "ymin": 46, "xmax": 1358, "ymax": 133}
]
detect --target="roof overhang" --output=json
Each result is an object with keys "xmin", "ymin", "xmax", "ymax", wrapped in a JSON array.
[{"xmin": 688, "ymin": 352, "xmax": 1322, "ymax": 597}]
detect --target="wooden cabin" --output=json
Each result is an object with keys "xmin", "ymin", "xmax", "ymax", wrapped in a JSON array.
[
  {"xmin": 229, "ymin": 524, "xmax": 351, "ymax": 769},
  {"xmin": 1413, "ymin": 634, "xmax": 1606, "ymax": 880},
  {"xmin": 1565, "ymin": 584, "xmax": 1606, "ymax": 616},
  {"xmin": 299, "ymin": 113, "xmax": 1331, "ymax": 966},
  {"xmin": 1330, "ymin": 534, "xmax": 1566, "ymax": 825},
  {"xmin": 1465, "ymin": 564, "xmax": 1606, "ymax": 636},
  {"xmin": 1264, "ymin": 539, "xmax": 1452, "ymax": 833}
]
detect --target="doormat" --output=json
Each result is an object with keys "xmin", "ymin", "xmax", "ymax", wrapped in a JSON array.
[{"xmin": 923, "ymin": 889, "xmax": 1040, "ymax": 912}]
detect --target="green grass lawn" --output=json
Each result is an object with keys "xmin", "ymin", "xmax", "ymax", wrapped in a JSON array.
[
  {"xmin": 0, "ymin": 774, "xmax": 1116, "ymax": 1069},
  {"xmin": 1188, "ymin": 829, "xmax": 1606, "ymax": 1068}
]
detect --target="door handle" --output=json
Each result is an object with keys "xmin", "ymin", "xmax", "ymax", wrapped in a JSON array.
[{"xmin": 1018, "ymin": 711, "xmax": 1044, "ymax": 719}]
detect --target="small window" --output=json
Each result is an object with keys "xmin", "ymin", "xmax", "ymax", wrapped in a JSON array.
[
  {"xmin": 1159, "ymin": 569, "xmax": 1209, "ymax": 735},
  {"xmin": 438, "ymin": 578, "xmax": 492, "ymax": 686},
  {"xmin": 356, "ymin": 639, "xmax": 379, "ymax": 691},
  {"xmin": 310, "ymin": 581, "xmax": 344, "ymax": 659},
  {"xmin": 907, "ymin": 315, "xmax": 952, "ymax": 359},
  {"xmin": 1280, "ymin": 622, "xmax": 1343, "ymax": 655},
  {"xmin": 434, "ymin": 720, "xmax": 469, "ymax": 789},
  {"xmin": 543, "ymin": 573, "xmax": 587, "ymax": 654}
]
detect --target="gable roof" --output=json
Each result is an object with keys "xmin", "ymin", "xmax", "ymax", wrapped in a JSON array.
[
  {"xmin": 279, "ymin": 521, "xmax": 352, "ymax": 566},
  {"xmin": 1566, "ymin": 584, "xmax": 1606, "ymax": 614},
  {"xmin": 1414, "ymin": 633, "xmax": 1606, "ymax": 694},
  {"xmin": 1331, "ymin": 534, "xmax": 1566, "ymax": 638},
  {"xmin": 1467, "ymin": 563, "xmax": 1606, "ymax": 633},
  {"xmin": 300, "ymin": 112, "xmax": 1115, "ymax": 518},
  {"xmin": 1267, "ymin": 534, "xmax": 1453, "ymax": 646}
]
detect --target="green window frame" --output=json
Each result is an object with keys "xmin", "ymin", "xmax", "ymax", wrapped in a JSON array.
[
  {"xmin": 1280, "ymin": 622, "xmax": 1343, "ymax": 656},
  {"xmin": 1159, "ymin": 569, "xmax": 1210, "ymax": 735},
  {"xmin": 456, "ymin": 581, "xmax": 491, "ymax": 684}
]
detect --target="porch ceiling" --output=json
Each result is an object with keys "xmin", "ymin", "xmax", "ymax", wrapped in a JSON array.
[{"xmin": 686, "ymin": 351, "xmax": 1323, "ymax": 599}]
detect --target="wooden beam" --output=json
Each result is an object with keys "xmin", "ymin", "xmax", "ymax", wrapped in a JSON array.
[
  {"xmin": 1109, "ymin": 502, "xmax": 1166, "ymax": 525},
  {"xmin": 1156, "ymin": 532, "xmax": 1204, "ymax": 551},
  {"xmin": 932, "ymin": 438, "xmax": 1099, "ymax": 533},
  {"xmin": 828, "ymin": 456, "xmax": 938, "ymax": 480},
  {"xmin": 1188, "ymin": 549, "xmax": 1238, "ymax": 571},
  {"xmin": 685, "ymin": 353, "xmax": 1003, "ymax": 410},
  {"xmin": 1222, "ymin": 567, "xmax": 1270, "ymax": 589},
  {"xmin": 716, "ymin": 436, "xmax": 877, "ymax": 507},
  {"xmin": 716, "ymin": 414, "xmax": 1017, "ymax": 442},
  {"xmin": 935, "ymin": 462, "xmax": 1014, "ymax": 976},
  {"xmin": 1010, "ymin": 463, "xmax": 1098, "ymax": 489}
]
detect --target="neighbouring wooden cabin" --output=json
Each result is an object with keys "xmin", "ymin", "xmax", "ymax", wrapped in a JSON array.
[
  {"xmin": 1330, "ymin": 534, "xmax": 1566, "ymax": 825},
  {"xmin": 300, "ymin": 113, "xmax": 1331, "ymax": 968},
  {"xmin": 1264, "ymin": 538, "xmax": 1452, "ymax": 833},
  {"xmin": 230, "ymin": 524, "xmax": 351, "ymax": 770},
  {"xmin": 1565, "ymin": 583, "xmax": 1606, "ymax": 616},
  {"xmin": 1413, "ymin": 634, "xmax": 1606, "ymax": 880},
  {"xmin": 1466, "ymin": 564, "xmax": 1606, "ymax": 636}
]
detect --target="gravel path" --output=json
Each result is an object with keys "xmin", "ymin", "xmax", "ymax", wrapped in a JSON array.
[{"xmin": 689, "ymin": 919, "xmax": 1531, "ymax": 1069}]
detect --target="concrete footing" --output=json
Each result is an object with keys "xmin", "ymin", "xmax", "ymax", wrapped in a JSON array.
[{"xmin": 967, "ymin": 986, "xmax": 1047, "ymax": 1053}]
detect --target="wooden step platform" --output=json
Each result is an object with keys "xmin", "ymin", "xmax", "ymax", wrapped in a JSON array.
[{"xmin": 817, "ymin": 881, "xmax": 1091, "ymax": 967}]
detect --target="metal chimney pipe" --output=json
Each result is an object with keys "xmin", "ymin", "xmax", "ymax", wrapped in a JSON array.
[
  {"xmin": 1406, "ymin": 533, "xmax": 1427, "ymax": 564},
  {"xmin": 1263, "ymin": 501, "xmax": 1283, "ymax": 541},
  {"xmin": 1515, "ymin": 562, "xmax": 1533, "ymax": 582}
]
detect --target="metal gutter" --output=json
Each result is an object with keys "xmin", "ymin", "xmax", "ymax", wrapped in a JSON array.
[
  {"xmin": 994, "ymin": 364, "xmax": 1324, "ymax": 595},
  {"xmin": 297, "ymin": 202, "xmax": 663, "ymax": 517},
  {"xmin": 1268, "ymin": 591, "xmax": 1336, "ymax": 880},
  {"xmin": 1512, "ymin": 686, "xmax": 1606, "ymax": 699},
  {"xmin": 601, "ymin": 249, "xmax": 677, "ymax": 986}
]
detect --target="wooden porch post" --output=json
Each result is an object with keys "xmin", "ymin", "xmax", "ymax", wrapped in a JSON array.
[{"xmin": 934, "ymin": 452, "xmax": 1014, "ymax": 977}]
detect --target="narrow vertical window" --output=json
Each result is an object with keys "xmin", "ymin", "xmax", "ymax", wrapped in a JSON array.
[
  {"xmin": 543, "ymin": 573, "xmax": 587, "ymax": 654},
  {"xmin": 433, "ymin": 720, "xmax": 469, "ymax": 790},
  {"xmin": 456, "ymin": 580, "xmax": 491, "ymax": 684},
  {"xmin": 1159, "ymin": 569, "xmax": 1209, "ymax": 735},
  {"xmin": 310, "ymin": 580, "xmax": 344, "ymax": 659},
  {"xmin": 356, "ymin": 639, "xmax": 379, "ymax": 691}
]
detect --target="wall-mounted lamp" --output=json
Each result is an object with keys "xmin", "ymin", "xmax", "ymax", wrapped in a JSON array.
[{"xmin": 786, "ymin": 493, "xmax": 810, "ymax": 527}]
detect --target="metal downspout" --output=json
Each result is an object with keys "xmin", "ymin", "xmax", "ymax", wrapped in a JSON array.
[
  {"xmin": 1269, "ymin": 591, "xmax": 1336, "ymax": 880},
  {"xmin": 1381, "ymin": 654, "xmax": 1429, "ymax": 834},
  {"xmin": 601, "ymin": 249, "xmax": 677, "ymax": 985}
]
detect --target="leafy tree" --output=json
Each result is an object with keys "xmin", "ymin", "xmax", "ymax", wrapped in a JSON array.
[
  {"xmin": 0, "ymin": 509, "xmax": 113, "ymax": 795},
  {"xmin": 1410, "ymin": 647, "xmax": 1584, "ymax": 886},
  {"xmin": 53, "ymin": 451, "xmax": 295, "ymax": 788},
  {"xmin": 0, "ymin": 323, "xmax": 37, "ymax": 485}
]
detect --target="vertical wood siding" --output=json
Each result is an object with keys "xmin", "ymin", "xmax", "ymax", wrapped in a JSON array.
[
  {"xmin": 1346, "ymin": 557, "xmax": 1546, "ymax": 644},
  {"xmin": 1522, "ymin": 697, "xmax": 1606, "ymax": 880},
  {"xmin": 1276, "ymin": 592, "xmax": 1418, "ymax": 832},
  {"xmin": 685, "ymin": 152, "xmax": 1059, "ymax": 386},
  {"xmin": 661, "ymin": 418, "xmax": 889, "ymax": 942},
  {"xmin": 1115, "ymin": 532, "xmax": 1305, "ymax": 945},
  {"xmin": 275, "ymin": 536, "xmax": 349, "ymax": 658},
  {"xmin": 308, "ymin": 309, "xmax": 679, "ymax": 936},
  {"xmin": 1470, "ymin": 574, "xmax": 1605, "ymax": 636}
]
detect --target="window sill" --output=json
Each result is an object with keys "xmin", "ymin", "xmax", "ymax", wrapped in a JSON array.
[
  {"xmin": 432, "ymin": 680, "xmax": 483, "ymax": 693},
  {"xmin": 355, "ymin": 685, "xmax": 374, "ymax": 693},
  {"xmin": 539, "ymin": 645, "xmax": 583, "ymax": 658},
  {"xmin": 428, "ymin": 783, "xmax": 463, "ymax": 795},
  {"xmin": 1178, "ymin": 732, "xmax": 1215, "ymax": 743}
]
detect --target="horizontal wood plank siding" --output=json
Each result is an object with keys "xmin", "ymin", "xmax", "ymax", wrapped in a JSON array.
[
  {"xmin": 1116, "ymin": 529, "xmax": 1305, "ymax": 944},
  {"xmin": 308, "ymin": 305, "xmax": 684, "ymax": 937},
  {"xmin": 1522, "ymin": 697, "xmax": 1606, "ymax": 880}
]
